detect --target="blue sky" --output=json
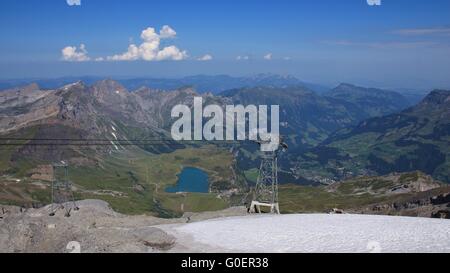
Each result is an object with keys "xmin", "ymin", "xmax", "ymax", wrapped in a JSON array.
[{"xmin": 0, "ymin": 0, "xmax": 449, "ymax": 89}]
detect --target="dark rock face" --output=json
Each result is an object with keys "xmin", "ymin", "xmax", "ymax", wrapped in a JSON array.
[
  {"xmin": 431, "ymin": 193, "xmax": 450, "ymax": 205},
  {"xmin": 431, "ymin": 210, "xmax": 450, "ymax": 219},
  {"xmin": 367, "ymin": 189, "xmax": 450, "ymax": 218}
]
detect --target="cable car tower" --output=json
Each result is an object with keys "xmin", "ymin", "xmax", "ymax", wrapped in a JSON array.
[
  {"xmin": 249, "ymin": 135, "xmax": 288, "ymax": 214},
  {"xmin": 49, "ymin": 161, "xmax": 79, "ymax": 217}
]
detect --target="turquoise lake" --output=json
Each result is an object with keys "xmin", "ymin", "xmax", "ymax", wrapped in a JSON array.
[{"xmin": 165, "ymin": 167, "xmax": 209, "ymax": 193}]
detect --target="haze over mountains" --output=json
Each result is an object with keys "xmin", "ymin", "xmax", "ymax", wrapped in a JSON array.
[
  {"xmin": 0, "ymin": 74, "xmax": 428, "ymax": 98},
  {"xmin": 0, "ymin": 76, "xmax": 448, "ymax": 181},
  {"xmin": 0, "ymin": 75, "xmax": 449, "ymax": 217},
  {"xmin": 296, "ymin": 89, "xmax": 450, "ymax": 184},
  {"xmin": 325, "ymin": 83, "xmax": 412, "ymax": 117}
]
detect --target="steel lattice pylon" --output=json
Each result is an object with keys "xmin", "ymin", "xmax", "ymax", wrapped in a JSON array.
[
  {"xmin": 248, "ymin": 135, "xmax": 288, "ymax": 214},
  {"xmin": 249, "ymin": 151, "xmax": 280, "ymax": 214},
  {"xmin": 49, "ymin": 162, "xmax": 79, "ymax": 217},
  {"xmin": 255, "ymin": 152, "xmax": 278, "ymax": 203}
]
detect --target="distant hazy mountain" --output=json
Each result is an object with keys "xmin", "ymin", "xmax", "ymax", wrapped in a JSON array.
[
  {"xmin": 0, "ymin": 76, "xmax": 103, "ymax": 91},
  {"xmin": 222, "ymin": 84, "xmax": 414, "ymax": 148},
  {"xmin": 0, "ymin": 74, "xmax": 330, "ymax": 94},
  {"xmin": 296, "ymin": 90, "xmax": 450, "ymax": 183},
  {"xmin": 326, "ymin": 83, "xmax": 411, "ymax": 118},
  {"xmin": 393, "ymin": 88, "xmax": 429, "ymax": 105},
  {"xmin": 221, "ymin": 86, "xmax": 365, "ymax": 148},
  {"xmin": 218, "ymin": 85, "xmax": 419, "ymax": 183}
]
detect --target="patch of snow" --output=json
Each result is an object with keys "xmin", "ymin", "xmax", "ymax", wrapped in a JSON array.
[
  {"xmin": 62, "ymin": 82, "xmax": 80, "ymax": 91},
  {"xmin": 111, "ymin": 125, "xmax": 116, "ymax": 132},
  {"xmin": 170, "ymin": 214, "xmax": 450, "ymax": 253},
  {"xmin": 111, "ymin": 132, "xmax": 117, "ymax": 140}
]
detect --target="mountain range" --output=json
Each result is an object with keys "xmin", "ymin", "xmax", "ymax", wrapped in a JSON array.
[
  {"xmin": 0, "ymin": 74, "xmax": 327, "ymax": 94},
  {"xmin": 0, "ymin": 77, "xmax": 448, "ymax": 215},
  {"xmin": 0, "ymin": 79, "xmax": 445, "ymax": 177},
  {"xmin": 0, "ymin": 74, "xmax": 427, "ymax": 97},
  {"xmin": 295, "ymin": 89, "xmax": 450, "ymax": 184}
]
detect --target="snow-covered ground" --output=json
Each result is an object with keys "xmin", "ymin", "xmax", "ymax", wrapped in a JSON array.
[{"xmin": 163, "ymin": 214, "xmax": 450, "ymax": 253}]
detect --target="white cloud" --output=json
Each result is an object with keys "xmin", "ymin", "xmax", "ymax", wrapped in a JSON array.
[
  {"xmin": 141, "ymin": 27, "xmax": 160, "ymax": 42},
  {"xmin": 61, "ymin": 44, "xmax": 90, "ymax": 62},
  {"xmin": 324, "ymin": 40, "xmax": 436, "ymax": 49},
  {"xmin": 108, "ymin": 44, "xmax": 140, "ymax": 61},
  {"xmin": 66, "ymin": 0, "xmax": 81, "ymax": 6},
  {"xmin": 159, "ymin": 25, "xmax": 177, "ymax": 39},
  {"xmin": 156, "ymin": 45, "xmax": 187, "ymax": 61},
  {"xmin": 197, "ymin": 54, "xmax": 213, "ymax": 61},
  {"xmin": 236, "ymin": 55, "xmax": 249, "ymax": 61},
  {"xmin": 95, "ymin": 57, "xmax": 104, "ymax": 62},
  {"xmin": 107, "ymin": 26, "xmax": 187, "ymax": 62},
  {"xmin": 283, "ymin": 57, "xmax": 291, "ymax": 60},
  {"xmin": 394, "ymin": 27, "xmax": 450, "ymax": 36},
  {"xmin": 264, "ymin": 53, "xmax": 272, "ymax": 60}
]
